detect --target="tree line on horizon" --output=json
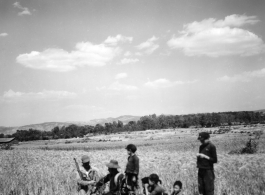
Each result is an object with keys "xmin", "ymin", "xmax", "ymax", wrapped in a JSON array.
[{"xmin": 2, "ymin": 111, "xmax": 265, "ymax": 142}]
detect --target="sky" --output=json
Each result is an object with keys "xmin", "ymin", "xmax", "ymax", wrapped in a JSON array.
[{"xmin": 0, "ymin": 0, "xmax": 265, "ymax": 126}]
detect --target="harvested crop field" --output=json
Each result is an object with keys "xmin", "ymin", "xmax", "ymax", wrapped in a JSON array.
[{"xmin": 1, "ymin": 130, "xmax": 265, "ymax": 195}]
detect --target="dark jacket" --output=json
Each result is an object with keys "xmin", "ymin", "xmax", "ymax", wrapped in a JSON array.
[
  {"xmin": 171, "ymin": 191, "xmax": 182, "ymax": 195},
  {"xmin": 125, "ymin": 154, "xmax": 139, "ymax": 175},
  {"xmin": 96, "ymin": 171, "xmax": 124, "ymax": 194},
  {"xmin": 197, "ymin": 141, "xmax": 217, "ymax": 170},
  {"xmin": 141, "ymin": 177, "xmax": 165, "ymax": 195}
]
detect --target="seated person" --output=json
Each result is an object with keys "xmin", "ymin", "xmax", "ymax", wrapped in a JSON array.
[
  {"xmin": 94, "ymin": 160, "xmax": 124, "ymax": 195},
  {"xmin": 141, "ymin": 174, "xmax": 166, "ymax": 195},
  {"xmin": 171, "ymin": 181, "xmax": 182, "ymax": 195}
]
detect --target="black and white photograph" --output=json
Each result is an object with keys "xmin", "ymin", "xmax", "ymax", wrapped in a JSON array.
[{"xmin": 0, "ymin": 0, "xmax": 265, "ymax": 194}]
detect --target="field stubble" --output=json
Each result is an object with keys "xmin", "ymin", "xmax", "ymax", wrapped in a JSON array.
[{"xmin": 1, "ymin": 134, "xmax": 265, "ymax": 195}]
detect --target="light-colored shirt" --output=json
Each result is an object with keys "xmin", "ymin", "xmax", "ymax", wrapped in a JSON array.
[{"xmin": 79, "ymin": 166, "xmax": 100, "ymax": 183}]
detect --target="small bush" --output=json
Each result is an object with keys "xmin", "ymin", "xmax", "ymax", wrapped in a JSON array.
[
  {"xmin": 229, "ymin": 131, "xmax": 263, "ymax": 154},
  {"xmin": 0, "ymin": 144, "xmax": 13, "ymax": 150},
  {"xmin": 240, "ymin": 138, "xmax": 259, "ymax": 154}
]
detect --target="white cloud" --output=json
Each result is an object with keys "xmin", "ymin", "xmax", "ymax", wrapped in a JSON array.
[
  {"xmin": 217, "ymin": 68, "xmax": 265, "ymax": 82},
  {"xmin": 2, "ymin": 90, "xmax": 77, "ymax": 101},
  {"xmin": 119, "ymin": 58, "xmax": 139, "ymax": 65},
  {"xmin": 124, "ymin": 51, "xmax": 132, "ymax": 57},
  {"xmin": 145, "ymin": 78, "xmax": 197, "ymax": 88},
  {"xmin": 98, "ymin": 82, "xmax": 138, "ymax": 91},
  {"xmin": 160, "ymin": 50, "xmax": 171, "ymax": 56},
  {"xmin": 109, "ymin": 81, "xmax": 138, "ymax": 91},
  {"xmin": 104, "ymin": 34, "xmax": 133, "ymax": 46},
  {"xmin": 16, "ymin": 41, "xmax": 121, "ymax": 72},
  {"xmin": 135, "ymin": 52, "xmax": 143, "ymax": 56},
  {"xmin": 13, "ymin": 2, "xmax": 32, "ymax": 16},
  {"xmin": 136, "ymin": 36, "xmax": 159, "ymax": 54},
  {"xmin": 168, "ymin": 14, "xmax": 265, "ymax": 57},
  {"xmin": 126, "ymin": 95, "xmax": 139, "ymax": 100},
  {"xmin": 0, "ymin": 33, "xmax": 8, "ymax": 37},
  {"xmin": 115, "ymin": 73, "xmax": 128, "ymax": 80}
]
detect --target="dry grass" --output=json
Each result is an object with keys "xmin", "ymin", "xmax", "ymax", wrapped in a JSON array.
[{"xmin": 1, "ymin": 133, "xmax": 265, "ymax": 195}]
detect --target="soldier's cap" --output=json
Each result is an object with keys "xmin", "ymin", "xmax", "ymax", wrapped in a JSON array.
[
  {"xmin": 198, "ymin": 132, "xmax": 210, "ymax": 140},
  {"xmin": 81, "ymin": 155, "xmax": 90, "ymax": 163},
  {"xmin": 106, "ymin": 160, "xmax": 120, "ymax": 169}
]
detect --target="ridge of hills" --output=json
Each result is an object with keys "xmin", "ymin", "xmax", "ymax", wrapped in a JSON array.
[
  {"xmin": 255, "ymin": 109, "xmax": 265, "ymax": 113},
  {"xmin": 0, "ymin": 115, "xmax": 141, "ymax": 135},
  {"xmin": 1, "ymin": 109, "xmax": 264, "ymax": 135}
]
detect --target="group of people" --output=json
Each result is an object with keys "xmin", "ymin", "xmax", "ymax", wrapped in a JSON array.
[{"xmin": 76, "ymin": 132, "xmax": 217, "ymax": 195}]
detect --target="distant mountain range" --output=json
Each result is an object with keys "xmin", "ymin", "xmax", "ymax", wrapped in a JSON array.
[
  {"xmin": 70, "ymin": 115, "xmax": 141, "ymax": 126},
  {"xmin": 255, "ymin": 109, "xmax": 265, "ymax": 113},
  {"xmin": 0, "ymin": 115, "xmax": 141, "ymax": 135},
  {"xmin": 1, "ymin": 110, "xmax": 264, "ymax": 135}
]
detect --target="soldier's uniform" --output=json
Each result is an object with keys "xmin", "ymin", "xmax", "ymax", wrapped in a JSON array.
[
  {"xmin": 77, "ymin": 156, "xmax": 100, "ymax": 195},
  {"xmin": 197, "ymin": 132, "xmax": 217, "ymax": 195}
]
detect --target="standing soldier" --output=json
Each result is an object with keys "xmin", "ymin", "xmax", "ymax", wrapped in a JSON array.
[
  {"xmin": 76, "ymin": 155, "xmax": 100, "ymax": 195},
  {"xmin": 196, "ymin": 132, "xmax": 217, "ymax": 195}
]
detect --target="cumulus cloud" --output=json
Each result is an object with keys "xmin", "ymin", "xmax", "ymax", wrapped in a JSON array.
[
  {"xmin": 115, "ymin": 73, "xmax": 128, "ymax": 80},
  {"xmin": 167, "ymin": 14, "xmax": 265, "ymax": 57},
  {"xmin": 126, "ymin": 95, "xmax": 139, "ymax": 100},
  {"xmin": 0, "ymin": 33, "xmax": 8, "ymax": 37},
  {"xmin": 16, "ymin": 41, "xmax": 121, "ymax": 72},
  {"xmin": 217, "ymin": 68, "xmax": 265, "ymax": 82},
  {"xmin": 119, "ymin": 58, "xmax": 139, "ymax": 65},
  {"xmin": 13, "ymin": 2, "xmax": 32, "ymax": 16},
  {"xmin": 135, "ymin": 52, "xmax": 143, "ymax": 56},
  {"xmin": 2, "ymin": 90, "xmax": 77, "ymax": 101},
  {"xmin": 124, "ymin": 51, "xmax": 132, "ymax": 57},
  {"xmin": 136, "ymin": 36, "xmax": 159, "ymax": 54},
  {"xmin": 104, "ymin": 34, "xmax": 133, "ymax": 46},
  {"xmin": 98, "ymin": 81, "xmax": 138, "ymax": 91},
  {"xmin": 109, "ymin": 81, "xmax": 138, "ymax": 91},
  {"xmin": 145, "ymin": 78, "xmax": 197, "ymax": 88}
]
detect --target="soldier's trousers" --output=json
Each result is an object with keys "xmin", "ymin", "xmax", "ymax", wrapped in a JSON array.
[{"xmin": 198, "ymin": 169, "xmax": 215, "ymax": 195}]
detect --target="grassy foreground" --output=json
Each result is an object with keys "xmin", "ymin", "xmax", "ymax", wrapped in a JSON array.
[{"xmin": 1, "ymin": 134, "xmax": 265, "ymax": 195}]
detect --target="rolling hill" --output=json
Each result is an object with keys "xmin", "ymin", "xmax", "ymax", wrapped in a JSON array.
[
  {"xmin": 255, "ymin": 109, "xmax": 265, "ymax": 113},
  {"xmin": 86, "ymin": 115, "xmax": 141, "ymax": 126},
  {"xmin": 0, "ymin": 115, "xmax": 141, "ymax": 135}
]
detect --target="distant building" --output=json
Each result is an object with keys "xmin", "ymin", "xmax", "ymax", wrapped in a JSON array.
[
  {"xmin": 0, "ymin": 138, "xmax": 18, "ymax": 149},
  {"xmin": 85, "ymin": 133, "xmax": 94, "ymax": 137},
  {"xmin": 231, "ymin": 122, "xmax": 241, "ymax": 125},
  {"xmin": 189, "ymin": 125, "xmax": 200, "ymax": 128}
]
